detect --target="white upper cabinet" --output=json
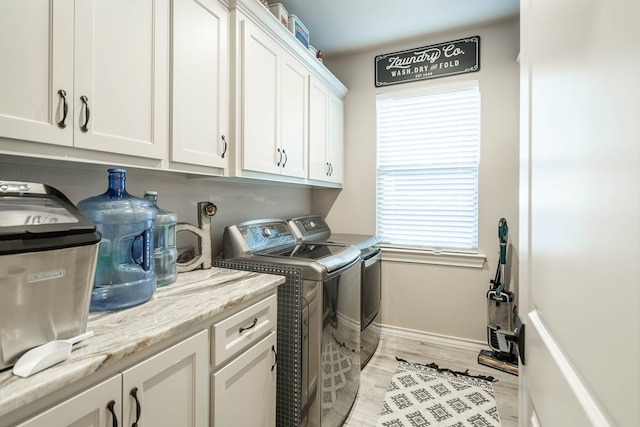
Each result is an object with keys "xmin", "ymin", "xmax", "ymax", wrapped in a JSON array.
[
  {"xmin": 0, "ymin": 0, "xmax": 74, "ymax": 147},
  {"xmin": 309, "ymin": 75, "xmax": 343, "ymax": 184},
  {"xmin": 171, "ymin": 0, "xmax": 229, "ymax": 170},
  {"xmin": 73, "ymin": 0, "xmax": 169, "ymax": 159},
  {"xmin": 0, "ymin": 0, "xmax": 169, "ymax": 159},
  {"xmin": 308, "ymin": 76, "xmax": 329, "ymax": 180},
  {"xmin": 240, "ymin": 18, "xmax": 281, "ymax": 175},
  {"xmin": 327, "ymin": 92, "xmax": 345, "ymax": 184},
  {"xmin": 238, "ymin": 17, "xmax": 308, "ymax": 179},
  {"xmin": 231, "ymin": 0, "xmax": 346, "ymax": 186},
  {"xmin": 0, "ymin": 0, "xmax": 346, "ymax": 186},
  {"xmin": 280, "ymin": 52, "xmax": 309, "ymax": 178}
]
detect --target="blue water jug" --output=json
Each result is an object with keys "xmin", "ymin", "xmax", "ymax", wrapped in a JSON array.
[
  {"xmin": 144, "ymin": 191, "xmax": 178, "ymax": 287},
  {"xmin": 78, "ymin": 168, "xmax": 157, "ymax": 311}
]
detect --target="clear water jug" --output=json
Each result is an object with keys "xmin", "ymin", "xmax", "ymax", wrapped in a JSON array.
[
  {"xmin": 78, "ymin": 168, "xmax": 157, "ymax": 311},
  {"xmin": 144, "ymin": 191, "xmax": 178, "ymax": 286}
]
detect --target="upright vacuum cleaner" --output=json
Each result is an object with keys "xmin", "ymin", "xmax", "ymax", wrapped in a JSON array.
[{"xmin": 478, "ymin": 218, "xmax": 525, "ymax": 376}]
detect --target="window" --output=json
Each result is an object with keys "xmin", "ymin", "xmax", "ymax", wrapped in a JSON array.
[{"xmin": 376, "ymin": 80, "xmax": 480, "ymax": 253}]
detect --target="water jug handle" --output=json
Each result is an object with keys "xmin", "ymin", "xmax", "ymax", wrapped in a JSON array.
[{"xmin": 131, "ymin": 229, "xmax": 153, "ymax": 271}]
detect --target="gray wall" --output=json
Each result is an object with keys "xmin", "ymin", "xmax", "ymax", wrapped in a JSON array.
[
  {"xmin": 0, "ymin": 158, "xmax": 312, "ymax": 257},
  {"xmin": 315, "ymin": 18, "xmax": 520, "ymax": 343}
]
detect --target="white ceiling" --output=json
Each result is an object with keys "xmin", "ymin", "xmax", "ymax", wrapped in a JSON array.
[{"xmin": 275, "ymin": 0, "xmax": 520, "ymax": 56}]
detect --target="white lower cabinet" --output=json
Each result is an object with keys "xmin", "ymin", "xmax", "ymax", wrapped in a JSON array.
[
  {"xmin": 211, "ymin": 332, "xmax": 277, "ymax": 427},
  {"xmin": 17, "ymin": 330, "xmax": 209, "ymax": 427},
  {"xmin": 12, "ymin": 293, "xmax": 278, "ymax": 427},
  {"xmin": 121, "ymin": 330, "xmax": 209, "ymax": 427},
  {"xmin": 210, "ymin": 293, "xmax": 278, "ymax": 427},
  {"xmin": 15, "ymin": 375, "xmax": 121, "ymax": 427}
]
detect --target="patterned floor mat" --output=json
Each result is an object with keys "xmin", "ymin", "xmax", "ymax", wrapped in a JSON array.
[{"xmin": 376, "ymin": 358, "xmax": 501, "ymax": 427}]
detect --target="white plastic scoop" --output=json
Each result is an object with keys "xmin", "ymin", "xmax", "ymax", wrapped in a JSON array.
[{"xmin": 13, "ymin": 331, "xmax": 94, "ymax": 378}]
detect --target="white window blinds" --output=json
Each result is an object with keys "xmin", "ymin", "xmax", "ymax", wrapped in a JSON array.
[{"xmin": 376, "ymin": 80, "xmax": 480, "ymax": 252}]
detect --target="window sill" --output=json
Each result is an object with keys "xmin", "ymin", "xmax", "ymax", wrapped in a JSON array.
[{"xmin": 380, "ymin": 246, "xmax": 486, "ymax": 269}]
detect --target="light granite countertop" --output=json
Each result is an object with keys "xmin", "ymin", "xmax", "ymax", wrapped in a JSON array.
[{"xmin": 0, "ymin": 267, "xmax": 284, "ymax": 421}]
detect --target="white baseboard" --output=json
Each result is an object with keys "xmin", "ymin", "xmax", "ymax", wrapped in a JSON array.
[{"xmin": 380, "ymin": 324, "xmax": 489, "ymax": 353}]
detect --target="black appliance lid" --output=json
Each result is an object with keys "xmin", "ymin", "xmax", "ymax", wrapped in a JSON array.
[
  {"xmin": 289, "ymin": 215, "xmax": 380, "ymax": 253},
  {"xmin": 256, "ymin": 242, "xmax": 350, "ymax": 260},
  {"xmin": 254, "ymin": 242, "xmax": 361, "ymax": 276},
  {"xmin": 0, "ymin": 181, "xmax": 100, "ymax": 254},
  {"xmin": 327, "ymin": 233, "xmax": 380, "ymax": 252}
]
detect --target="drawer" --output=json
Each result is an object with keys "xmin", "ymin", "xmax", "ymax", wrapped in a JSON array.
[{"xmin": 211, "ymin": 294, "xmax": 277, "ymax": 367}]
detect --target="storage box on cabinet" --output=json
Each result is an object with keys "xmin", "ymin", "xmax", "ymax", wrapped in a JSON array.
[
  {"xmin": 268, "ymin": 3, "xmax": 289, "ymax": 27},
  {"xmin": 211, "ymin": 293, "xmax": 277, "ymax": 367},
  {"xmin": 288, "ymin": 14, "xmax": 310, "ymax": 49}
]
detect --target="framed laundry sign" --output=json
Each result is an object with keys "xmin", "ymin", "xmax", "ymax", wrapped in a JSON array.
[{"xmin": 375, "ymin": 36, "xmax": 480, "ymax": 87}]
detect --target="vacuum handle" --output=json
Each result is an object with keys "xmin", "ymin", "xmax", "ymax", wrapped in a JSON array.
[{"xmin": 498, "ymin": 218, "xmax": 508, "ymax": 264}]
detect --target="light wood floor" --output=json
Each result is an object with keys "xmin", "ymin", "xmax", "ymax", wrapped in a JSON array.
[{"xmin": 343, "ymin": 333, "xmax": 519, "ymax": 427}]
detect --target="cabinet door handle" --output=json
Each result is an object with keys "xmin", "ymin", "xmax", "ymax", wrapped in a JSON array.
[
  {"xmin": 282, "ymin": 149, "xmax": 287, "ymax": 167},
  {"xmin": 57, "ymin": 89, "xmax": 68, "ymax": 129},
  {"xmin": 277, "ymin": 148, "xmax": 282, "ymax": 166},
  {"xmin": 107, "ymin": 400, "xmax": 118, "ymax": 427},
  {"xmin": 80, "ymin": 95, "xmax": 90, "ymax": 132},
  {"xmin": 271, "ymin": 345, "xmax": 278, "ymax": 371},
  {"xmin": 221, "ymin": 135, "xmax": 227, "ymax": 159},
  {"xmin": 239, "ymin": 318, "xmax": 258, "ymax": 333},
  {"xmin": 326, "ymin": 162, "xmax": 330, "ymax": 176},
  {"xmin": 130, "ymin": 387, "xmax": 141, "ymax": 427}
]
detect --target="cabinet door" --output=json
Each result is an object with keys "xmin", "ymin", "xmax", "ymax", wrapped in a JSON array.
[
  {"xmin": 280, "ymin": 53, "xmax": 308, "ymax": 178},
  {"xmin": 172, "ymin": 0, "xmax": 228, "ymax": 168},
  {"xmin": 308, "ymin": 76, "xmax": 344, "ymax": 184},
  {"xmin": 308, "ymin": 76, "xmax": 329, "ymax": 181},
  {"xmin": 211, "ymin": 332, "xmax": 277, "ymax": 427},
  {"xmin": 0, "ymin": 0, "xmax": 74, "ymax": 147},
  {"xmin": 16, "ymin": 375, "xmax": 121, "ymax": 427},
  {"xmin": 74, "ymin": 0, "xmax": 169, "ymax": 159},
  {"xmin": 121, "ymin": 330, "xmax": 209, "ymax": 427},
  {"xmin": 240, "ymin": 19, "xmax": 281, "ymax": 175},
  {"xmin": 211, "ymin": 293, "xmax": 277, "ymax": 367},
  {"xmin": 327, "ymin": 93, "xmax": 344, "ymax": 184}
]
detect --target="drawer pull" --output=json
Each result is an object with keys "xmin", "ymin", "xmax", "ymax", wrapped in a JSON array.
[
  {"xmin": 80, "ymin": 95, "xmax": 90, "ymax": 132},
  {"xmin": 107, "ymin": 400, "xmax": 118, "ymax": 427},
  {"xmin": 130, "ymin": 387, "xmax": 141, "ymax": 427},
  {"xmin": 239, "ymin": 318, "xmax": 258, "ymax": 333},
  {"xmin": 221, "ymin": 135, "xmax": 228, "ymax": 159},
  {"xmin": 271, "ymin": 345, "xmax": 277, "ymax": 371},
  {"xmin": 57, "ymin": 89, "xmax": 68, "ymax": 128}
]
